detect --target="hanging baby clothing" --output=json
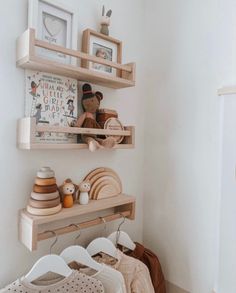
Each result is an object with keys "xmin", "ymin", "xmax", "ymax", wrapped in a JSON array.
[
  {"xmin": 0, "ymin": 270, "xmax": 105, "ymax": 293},
  {"xmin": 93, "ymin": 249, "xmax": 155, "ymax": 293},
  {"xmin": 79, "ymin": 263, "xmax": 127, "ymax": 293},
  {"xmin": 125, "ymin": 242, "xmax": 166, "ymax": 293}
]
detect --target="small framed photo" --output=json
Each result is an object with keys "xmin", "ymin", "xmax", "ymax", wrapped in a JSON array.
[
  {"xmin": 28, "ymin": 0, "xmax": 78, "ymax": 64},
  {"xmin": 82, "ymin": 29, "xmax": 122, "ymax": 77}
]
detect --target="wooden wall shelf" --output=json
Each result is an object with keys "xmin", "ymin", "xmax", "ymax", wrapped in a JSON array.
[
  {"xmin": 17, "ymin": 117, "xmax": 135, "ymax": 150},
  {"xmin": 218, "ymin": 86, "xmax": 236, "ymax": 96},
  {"xmin": 19, "ymin": 194, "xmax": 135, "ymax": 251},
  {"xmin": 16, "ymin": 29, "xmax": 136, "ymax": 89}
]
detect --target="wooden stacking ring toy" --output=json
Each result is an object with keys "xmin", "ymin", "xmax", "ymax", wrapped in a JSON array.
[
  {"xmin": 28, "ymin": 197, "xmax": 60, "ymax": 209},
  {"xmin": 35, "ymin": 177, "xmax": 56, "ymax": 186},
  {"xmin": 37, "ymin": 167, "xmax": 55, "ymax": 179},
  {"xmin": 33, "ymin": 184, "xmax": 58, "ymax": 194},
  {"xmin": 26, "ymin": 204, "xmax": 62, "ymax": 216},
  {"xmin": 31, "ymin": 191, "xmax": 59, "ymax": 201}
]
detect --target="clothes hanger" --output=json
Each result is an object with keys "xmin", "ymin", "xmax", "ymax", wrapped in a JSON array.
[
  {"xmin": 87, "ymin": 217, "xmax": 118, "ymax": 258},
  {"xmin": 107, "ymin": 214, "xmax": 136, "ymax": 251},
  {"xmin": 60, "ymin": 224, "xmax": 102, "ymax": 272},
  {"xmin": 24, "ymin": 231, "xmax": 72, "ymax": 283}
]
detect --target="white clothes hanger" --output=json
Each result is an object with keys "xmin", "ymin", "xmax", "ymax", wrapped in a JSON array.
[
  {"xmin": 108, "ymin": 214, "xmax": 136, "ymax": 251},
  {"xmin": 60, "ymin": 224, "xmax": 102, "ymax": 272},
  {"xmin": 24, "ymin": 231, "xmax": 72, "ymax": 283},
  {"xmin": 60, "ymin": 224, "xmax": 102, "ymax": 271},
  {"xmin": 86, "ymin": 218, "xmax": 117, "ymax": 258},
  {"xmin": 87, "ymin": 237, "xmax": 118, "ymax": 258},
  {"xmin": 108, "ymin": 231, "xmax": 136, "ymax": 251},
  {"xmin": 24, "ymin": 254, "xmax": 72, "ymax": 283},
  {"xmin": 60, "ymin": 245, "xmax": 102, "ymax": 272}
]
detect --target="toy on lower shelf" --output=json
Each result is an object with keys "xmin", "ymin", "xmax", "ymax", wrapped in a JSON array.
[
  {"xmin": 59, "ymin": 179, "xmax": 78, "ymax": 208},
  {"xmin": 83, "ymin": 167, "xmax": 122, "ymax": 199},
  {"xmin": 78, "ymin": 181, "xmax": 91, "ymax": 205},
  {"xmin": 26, "ymin": 167, "xmax": 62, "ymax": 216}
]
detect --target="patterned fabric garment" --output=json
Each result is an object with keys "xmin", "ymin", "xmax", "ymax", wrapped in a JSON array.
[
  {"xmin": 93, "ymin": 250, "xmax": 155, "ymax": 293},
  {"xmin": 0, "ymin": 270, "xmax": 105, "ymax": 293},
  {"xmin": 125, "ymin": 242, "xmax": 166, "ymax": 293},
  {"xmin": 80, "ymin": 264, "xmax": 127, "ymax": 293}
]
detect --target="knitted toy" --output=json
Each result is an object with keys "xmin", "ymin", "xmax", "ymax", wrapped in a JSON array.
[{"xmin": 72, "ymin": 83, "xmax": 116, "ymax": 152}]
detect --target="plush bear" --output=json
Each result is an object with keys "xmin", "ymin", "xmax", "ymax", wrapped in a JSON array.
[{"xmin": 72, "ymin": 83, "xmax": 116, "ymax": 152}]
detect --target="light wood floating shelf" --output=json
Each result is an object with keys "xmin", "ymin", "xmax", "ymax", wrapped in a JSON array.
[
  {"xmin": 16, "ymin": 29, "xmax": 136, "ymax": 89},
  {"xmin": 218, "ymin": 86, "xmax": 236, "ymax": 96},
  {"xmin": 17, "ymin": 117, "xmax": 135, "ymax": 150},
  {"xmin": 19, "ymin": 194, "xmax": 135, "ymax": 251}
]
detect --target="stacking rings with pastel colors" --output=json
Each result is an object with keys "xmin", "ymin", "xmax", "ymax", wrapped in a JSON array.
[
  {"xmin": 31, "ymin": 191, "xmax": 60, "ymax": 201},
  {"xmin": 26, "ymin": 204, "xmax": 62, "ymax": 216},
  {"xmin": 35, "ymin": 177, "xmax": 56, "ymax": 186},
  {"xmin": 33, "ymin": 184, "xmax": 58, "ymax": 194}
]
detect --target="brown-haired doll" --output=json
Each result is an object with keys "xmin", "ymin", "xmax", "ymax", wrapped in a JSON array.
[{"xmin": 73, "ymin": 83, "xmax": 116, "ymax": 152}]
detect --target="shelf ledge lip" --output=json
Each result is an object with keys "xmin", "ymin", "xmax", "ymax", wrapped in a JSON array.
[{"xmin": 218, "ymin": 86, "xmax": 236, "ymax": 96}]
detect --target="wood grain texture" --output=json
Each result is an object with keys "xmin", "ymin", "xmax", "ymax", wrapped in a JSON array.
[
  {"xmin": 19, "ymin": 194, "xmax": 136, "ymax": 251},
  {"xmin": 35, "ymin": 177, "xmax": 56, "ymax": 186},
  {"xmin": 26, "ymin": 204, "xmax": 62, "ymax": 216},
  {"xmin": 31, "ymin": 191, "xmax": 60, "ymax": 201},
  {"xmin": 28, "ymin": 197, "xmax": 60, "ymax": 209},
  {"xmin": 16, "ymin": 29, "xmax": 135, "ymax": 89},
  {"xmin": 17, "ymin": 118, "xmax": 135, "ymax": 150},
  {"xmin": 33, "ymin": 184, "xmax": 58, "ymax": 193}
]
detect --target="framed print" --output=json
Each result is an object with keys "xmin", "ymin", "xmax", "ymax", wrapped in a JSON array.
[
  {"xmin": 28, "ymin": 0, "xmax": 78, "ymax": 64},
  {"xmin": 82, "ymin": 29, "xmax": 122, "ymax": 77}
]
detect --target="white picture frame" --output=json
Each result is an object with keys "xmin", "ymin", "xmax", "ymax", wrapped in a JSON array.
[
  {"xmin": 82, "ymin": 29, "xmax": 122, "ymax": 77},
  {"xmin": 28, "ymin": 0, "xmax": 78, "ymax": 65},
  {"xmin": 89, "ymin": 35, "xmax": 118, "ymax": 76}
]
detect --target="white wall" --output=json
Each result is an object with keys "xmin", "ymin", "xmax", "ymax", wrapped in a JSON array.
[
  {"xmin": 142, "ymin": 0, "xmax": 233, "ymax": 292},
  {"xmin": 0, "ymin": 0, "xmax": 146, "ymax": 287},
  {"xmin": 218, "ymin": 95, "xmax": 236, "ymax": 293}
]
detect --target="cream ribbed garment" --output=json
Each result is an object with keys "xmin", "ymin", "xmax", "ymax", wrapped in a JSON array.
[{"xmin": 94, "ymin": 249, "xmax": 155, "ymax": 293}]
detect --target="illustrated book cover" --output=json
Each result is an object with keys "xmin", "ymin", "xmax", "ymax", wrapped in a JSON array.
[{"xmin": 25, "ymin": 70, "xmax": 78, "ymax": 143}]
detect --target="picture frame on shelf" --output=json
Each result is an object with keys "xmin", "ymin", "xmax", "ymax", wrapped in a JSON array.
[
  {"xmin": 82, "ymin": 29, "xmax": 122, "ymax": 77},
  {"xmin": 28, "ymin": 0, "xmax": 78, "ymax": 65}
]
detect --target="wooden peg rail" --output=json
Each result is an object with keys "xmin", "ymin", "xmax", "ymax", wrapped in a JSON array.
[
  {"xmin": 38, "ymin": 210, "xmax": 131, "ymax": 241},
  {"xmin": 19, "ymin": 194, "xmax": 135, "ymax": 251}
]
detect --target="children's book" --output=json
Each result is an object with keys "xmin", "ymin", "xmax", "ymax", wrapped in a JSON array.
[{"xmin": 25, "ymin": 70, "xmax": 78, "ymax": 143}]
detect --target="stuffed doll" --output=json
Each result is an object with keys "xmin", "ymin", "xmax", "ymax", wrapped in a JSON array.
[{"xmin": 72, "ymin": 83, "xmax": 116, "ymax": 152}]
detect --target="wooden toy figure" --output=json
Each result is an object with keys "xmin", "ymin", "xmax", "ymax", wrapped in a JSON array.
[
  {"xmin": 100, "ymin": 5, "xmax": 112, "ymax": 36},
  {"xmin": 79, "ymin": 181, "xmax": 91, "ymax": 205},
  {"xmin": 72, "ymin": 83, "xmax": 116, "ymax": 152},
  {"xmin": 62, "ymin": 179, "xmax": 76, "ymax": 208}
]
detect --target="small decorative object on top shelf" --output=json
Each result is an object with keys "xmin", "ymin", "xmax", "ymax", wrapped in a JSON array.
[
  {"xmin": 83, "ymin": 167, "xmax": 122, "ymax": 199},
  {"xmin": 71, "ymin": 83, "xmax": 116, "ymax": 152},
  {"xmin": 28, "ymin": 0, "xmax": 78, "ymax": 64},
  {"xmin": 78, "ymin": 181, "xmax": 91, "ymax": 205},
  {"xmin": 59, "ymin": 179, "xmax": 78, "ymax": 208},
  {"xmin": 82, "ymin": 29, "xmax": 122, "ymax": 77},
  {"xmin": 100, "ymin": 5, "xmax": 112, "ymax": 36},
  {"xmin": 26, "ymin": 167, "xmax": 62, "ymax": 216}
]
